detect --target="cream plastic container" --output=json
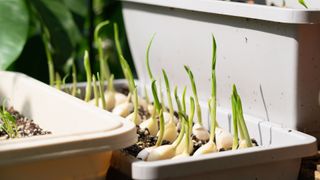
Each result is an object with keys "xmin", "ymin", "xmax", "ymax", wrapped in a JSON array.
[
  {"xmin": 0, "ymin": 71, "xmax": 137, "ymax": 180},
  {"xmin": 121, "ymin": 0, "xmax": 320, "ymax": 140},
  {"xmin": 72, "ymin": 80, "xmax": 316, "ymax": 180}
]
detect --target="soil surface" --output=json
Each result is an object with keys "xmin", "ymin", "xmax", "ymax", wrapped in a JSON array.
[
  {"xmin": 0, "ymin": 106, "xmax": 51, "ymax": 140},
  {"xmin": 122, "ymin": 126, "xmax": 171, "ymax": 158}
]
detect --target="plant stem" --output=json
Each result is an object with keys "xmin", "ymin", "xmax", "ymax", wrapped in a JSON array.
[
  {"xmin": 107, "ymin": 74, "xmax": 114, "ymax": 92},
  {"xmin": 174, "ymin": 86, "xmax": 183, "ymax": 120},
  {"xmin": 71, "ymin": 62, "xmax": 77, "ymax": 97},
  {"xmin": 152, "ymin": 80, "xmax": 164, "ymax": 147},
  {"xmin": 97, "ymin": 73, "xmax": 107, "ymax": 109},
  {"xmin": 94, "ymin": 20, "xmax": 110, "ymax": 81},
  {"xmin": 55, "ymin": 72, "xmax": 61, "ymax": 90},
  {"xmin": 184, "ymin": 66, "xmax": 202, "ymax": 125},
  {"xmin": 231, "ymin": 86, "xmax": 238, "ymax": 150},
  {"xmin": 41, "ymin": 31, "xmax": 55, "ymax": 86},
  {"xmin": 182, "ymin": 86, "xmax": 187, "ymax": 114},
  {"xmin": 162, "ymin": 69, "xmax": 174, "ymax": 119},
  {"xmin": 133, "ymin": 87, "xmax": 139, "ymax": 125},
  {"xmin": 209, "ymin": 98, "xmax": 217, "ymax": 142},
  {"xmin": 236, "ymin": 92, "xmax": 253, "ymax": 147},
  {"xmin": 146, "ymin": 34, "xmax": 156, "ymax": 80},
  {"xmin": 92, "ymin": 75, "xmax": 99, "ymax": 107},
  {"xmin": 84, "ymin": 50, "xmax": 92, "ymax": 102},
  {"xmin": 155, "ymin": 109, "xmax": 165, "ymax": 147},
  {"xmin": 189, "ymin": 97, "xmax": 195, "ymax": 136}
]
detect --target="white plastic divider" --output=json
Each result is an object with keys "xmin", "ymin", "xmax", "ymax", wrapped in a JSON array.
[{"xmin": 0, "ymin": 71, "xmax": 137, "ymax": 179}]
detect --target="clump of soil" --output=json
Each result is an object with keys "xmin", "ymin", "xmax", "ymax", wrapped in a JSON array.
[
  {"xmin": 122, "ymin": 126, "xmax": 170, "ymax": 157},
  {"xmin": 0, "ymin": 106, "xmax": 51, "ymax": 140}
]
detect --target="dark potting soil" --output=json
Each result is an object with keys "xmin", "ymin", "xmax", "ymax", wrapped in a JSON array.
[
  {"xmin": 122, "ymin": 126, "xmax": 170, "ymax": 158},
  {"xmin": 0, "ymin": 106, "xmax": 51, "ymax": 140}
]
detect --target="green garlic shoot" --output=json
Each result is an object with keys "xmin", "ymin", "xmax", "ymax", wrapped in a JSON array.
[
  {"xmin": 158, "ymin": 77, "xmax": 178, "ymax": 142},
  {"xmin": 114, "ymin": 23, "xmax": 129, "ymax": 83},
  {"xmin": 144, "ymin": 85, "xmax": 150, "ymax": 104},
  {"xmin": 162, "ymin": 69, "xmax": 174, "ymax": 120},
  {"xmin": 232, "ymin": 84, "xmax": 253, "ymax": 149},
  {"xmin": 146, "ymin": 34, "xmax": 156, "ymax": 81},
  {"xmin": 299, "ymin": 0, "xmax": 308, "ymax": 8},
  {"xmin": 41, "ymin": 27, "xmax": 55, "ymax": 86},
  {"xmin": 184, "ymin": 66, "xmax": 202, "ymax": 125},
  {"xmin": 71, "ymin": 62, "xmax": 78, "ymax": 97},
  {"xmin": 182, "ymin": 86, "xmax": 187, "ymax": 114},
  {"xmin": 92, "ymin": 75, "xmax": 99, "ymax": 107},
  {"xmin": 0, "ymin": 101, "xmax": 17, "ymax": 138},
  {"xmin": 61, "ymin": 73, "xmax": 69, "ymax": 92},
  {"xmin": 84, "ymin": 50, "xmax": 92, "ymax": 102},
  {"xmin": 126, "ymin": 87, "xmax": 141, "ymax": 125},
  {"xmin": 94, "ymin": 20, "xmax": 111, "ymax": 81},
  {"xmin": 176, "ymin": 97, "xmax": 195, "ymax": 155},
  {"xmin": 151, "ymin": 80, "xmax": 165, "ymax": 147},
  {"xmin": 55, "ymin": 72, "xmax": 61, "ymax": 90},
  {"xmin": 234, "ymin": 85, "xmax": 253, "ymax": 148},
  {"xmin": 174, "ymin": 86, "xmax": 183, "ymax": 119},
  {"xmin": 97, "ymin": 73, "xmax": 107, "ymax": 110},
  {"xmin": 210, "ymin": 33, "xmax": 217, "ymax": 142},
  {"xmin": 231, "ymin": 87, "xmax": 239, "ymax": 150},
  {"xmin": 119, "ymin": 55, "xmax": 135, "ymax": 94}
]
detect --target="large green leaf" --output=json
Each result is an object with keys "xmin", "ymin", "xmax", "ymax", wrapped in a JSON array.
[
  {"xmin": 30, "ymin": 0, "xmax": 81, "ymax": 66},
  {"xmin": 0, "ymin": 0, "xmax": 29, "ymax": 70}
]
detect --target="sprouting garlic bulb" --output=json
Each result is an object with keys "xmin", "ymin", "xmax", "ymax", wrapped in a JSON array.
[
  {"xmin": 157, "ymin": 120, "xmax": 178, "ymax": 143},
  {"xmin": 114, "ymin": 92, "xmax": 127, "ymax": 106},
  {"xmin": 193, "ymin": 141, "xmax": 217, "ymax": 156},
  {"xmin": 147, "ymin": 145, "xmax": 176, "ymax": 161},
  {"xmin": 175, "ymin": 135, "xmax": 193, "ymax": 155},
  {"xmin": 238, "ymin": 139, "xmax": 255, "ymax": 149},
  {"xmin": 192, "ymin": 123, "xmax": 210, "ymax": 141},
  {"xmin": 215, "ymin": 127, "xmax": 233, "ymax": 150},
  {"xmin": 172, "ymin": 153, "xmax": 190, "ymax": 159},
  {"xmin": 136, "ymin": 146, "xmax": 156, "ymax": 161},
  {"xmin": 112, "ymin": 102, "xmax": 133, "ymax": 117},
  {"xmin": 139, "ymin": 117, "xmax": 158, "ymax": 136},
  {"xmin": 126, "ymin": 112, "xmax": 142, "ymax": 125},
  {"xmin": 147, "ymin": 104, "xmax": 155, "ymax": 116},
  {"xmin": 163, "ymin": 112, "xmax": 179, "ymax": 124},
  {"xmin": 238, "ymin": 139, "xmax": 248, "ymax": 149},
  {"xmin": 105, "ymin": 91, "xmax": 116, "ymax": 111}
]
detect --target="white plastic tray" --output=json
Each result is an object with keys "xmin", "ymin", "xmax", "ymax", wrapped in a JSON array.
[
  {"xmin": 0, "ymin": 71, "xmax": 137, "ymax": 179},
  {"xmin": 121, "ymin": 0, "xmax": 320, "ymax": 139},
  {"xmin": 96, "ymin": 80, "xmax": 316, "ymax": 180}
]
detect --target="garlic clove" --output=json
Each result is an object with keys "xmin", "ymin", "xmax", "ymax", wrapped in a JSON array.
[
  {"xmin": 192, "ymin": 123, "xmax": 210, "ymax": 141},
  {"xmin": 114, "ymin": 92, "xmax": 127, "ymax": 106},
  {"xmin": 126, "ymin": 112, "xmax": 142, "ymax": 125},
  {"xmin": 139, "ymin": 118, "xmax": 158, "ymax": 136},
  {"xmin": 172, "ymin": 153, "xmax": 190, "ymax": 160},
  {"xmin": 147, "ymin": 145, "xmax": 176, "ymax": 161},
  {"xmin": 238, "ymin": 139, "xmax": 248, "ymax": 149},
  {"xmin": 157, "ymin": 121, "xmax": 178, "ymax": 143},
  {"xmin": 215, "ymin": 127, "xmax": 233, "ymax": 150},
  {"xmin": 112, "ymin": 102, "xmax": 133, "ymax": 117},
  {"xmin": 147, "ymin": 104, "xmax": 155, "ymax": 116},
  {"xmin": 193, "ymin": 141, "xmax": 217, "ymax": 156},
  {"xmin": 105, "ymin": 91, "xmax": 116, "ymax": 111},
  {"xmin": 238, "ymin": 139, "xmax": 256, "ymax": 149},
  {"xmin": 136, "ymin": 146, "xmax": 155, "ymax": 161},
  {"xmin": 175, "ymin": 135, "xmax": 193, "ymax": 155}
]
